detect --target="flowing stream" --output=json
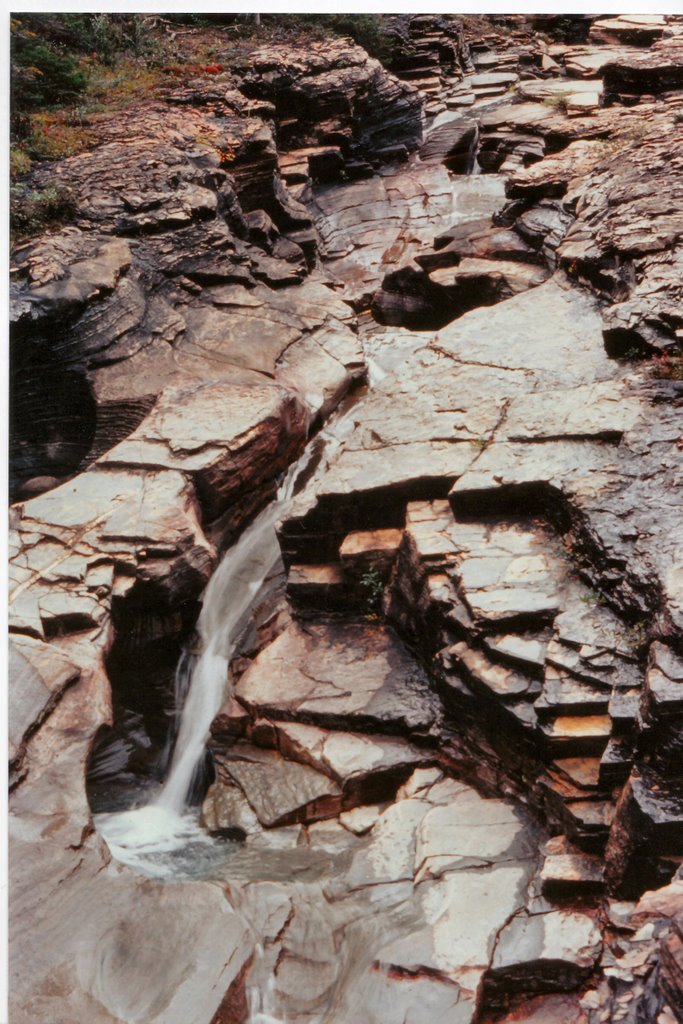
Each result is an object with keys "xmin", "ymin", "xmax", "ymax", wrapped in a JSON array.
[
  {"xmin": 94, "ymin": 402, "xmax": 358, "ymax": 878},
  {"xmin": 91, "ymin": 106, "xmax": 512, "ymax": 1023}
]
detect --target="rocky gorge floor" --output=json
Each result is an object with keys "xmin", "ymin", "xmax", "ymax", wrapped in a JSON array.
[{"xmin": 8, "ymin": 13, "xmax": 683, "ymax": 1024}]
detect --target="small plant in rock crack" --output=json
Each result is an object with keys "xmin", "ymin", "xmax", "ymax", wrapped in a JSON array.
[
  {"xmin": 616, "ymin": 620, "xmax": 649, "ymax": 652},
  {"xmin": 473, "ymin": 436, "xmax": 490, "ymax": 452},
  {"xmin": 620, "ymin": 345, "xmax": 645, "ymax": 361},
  {"xmin": 542, "ymin": 91, "xmax": 571, "ymax": 113},
  {"xmin": 359, "ymin": 569, "xmax": 384, "ymax": 615},
  {"xmin": 580, "ymin": 589, "xmax": 607, "ymax": 608}
]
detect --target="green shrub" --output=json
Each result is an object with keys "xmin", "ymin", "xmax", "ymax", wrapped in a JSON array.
[
  {"xmin": 542, "ymin": 16, "xmax": 591, "ymax": 43},
  {"xmin": 359, "ymin": 569, "xmax": 385, "ymax": 615},
  {"xmin": 11, "ymin": 27, "xmax": 87, "ymax": 111},
  {"xmin": 10, "ymin": 180, "xmax": 77, "ymax": 241},
  {"xmin": 10, "ymin": 146, "xmax": 32, "ymax": 179}
]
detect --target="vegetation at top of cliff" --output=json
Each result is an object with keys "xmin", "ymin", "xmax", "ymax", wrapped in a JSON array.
[
  {"xmin": 260, "ymin": 14, "xmax": 393, "ymax": 62},
  {"xmin": 10, "ymin": 14, "xmax": 392, "ymax": 172},
  {"xmin": 11, "ymin": 14, "xmax": 157, "ymax": 112},
  {"xmin": 10, "ymin": 15, "xmax": 162, "ymax": 164},
  {"xmin": 10, "ymin": 14, "xmax": 169, "ymax": 238},
  {"xmin": 156, "ymin": 13, "xmax": 392, "ymax": 60}
]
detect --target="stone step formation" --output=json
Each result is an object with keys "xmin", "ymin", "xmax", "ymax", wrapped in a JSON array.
[
  {"xmin": 281, "ymin": 502, "xmax": 640, "ymax": 857},
  {"xmin": 8, "ymin": 12, "xmax": 683, "ymax": 1024}
]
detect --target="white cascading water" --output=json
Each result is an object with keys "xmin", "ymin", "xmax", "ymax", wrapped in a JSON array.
[
  {"xmin": 95, "ymin": 408, "xmax": 356, "ymax": 876},
  {"xmin": 156, "ymin": 499, "xmax": 289, "ymax": 816}
]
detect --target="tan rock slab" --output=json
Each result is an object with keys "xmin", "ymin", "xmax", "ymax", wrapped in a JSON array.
[
  {"xmin": 215, "ymin": 743, "xmax": 342, "ymax": 828},
  {"xmin": 339, "ymin": 528, "xmax": 403, "ymax": 572},
  {"xmin": 235, "ymin": 622, "xmax": 440, "ymax": 735},
  {"xmin": 541, "ymin": 715, "xmax": 612, "ymax": 756},
  {"xmin": 541, "ymin": 852, "xmax": 605, "ymax": 895}
]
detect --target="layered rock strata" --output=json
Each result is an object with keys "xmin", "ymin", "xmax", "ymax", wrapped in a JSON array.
[{"xmin": 8, "ymin": 15, "xmax": 683, "ymax": 1024}]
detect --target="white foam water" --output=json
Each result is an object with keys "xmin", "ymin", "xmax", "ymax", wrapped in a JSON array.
[{"xmin": 95, "ymin": 403, "xmax": 359, "ymax": 872}]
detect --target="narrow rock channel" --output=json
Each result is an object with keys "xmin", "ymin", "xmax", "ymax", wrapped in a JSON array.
[{"xmin": 8, "ymin": 14, "xmax": 683, "ymax": 1024}]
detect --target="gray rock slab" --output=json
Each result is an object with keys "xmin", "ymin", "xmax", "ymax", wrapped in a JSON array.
[
  {"xmin": 217, "ymin": 743, "xmax": 342, "ymax": 827},
  {"xmin": 377, "ymin": 864, "xmax": 531, "ymax": 1009},
  {"xmin": 490, "ymin": 909, "xmax": 602, "ymax": 988},
  {"xmin": 415, "ymin": 787, "xmax": 534, "ymax": 881},
  {"xmin": 235, "ymin": 622, "xmax": 441, "ymax": 735}
]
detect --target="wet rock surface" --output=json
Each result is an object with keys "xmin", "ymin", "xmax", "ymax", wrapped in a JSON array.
[
  {"xmin": 8, "ymin": 13, "xmax": 683, "ymax": 1024},
  {"xmin": 233, "ymin": 621, "xmax": 441, "ymax": 736}
]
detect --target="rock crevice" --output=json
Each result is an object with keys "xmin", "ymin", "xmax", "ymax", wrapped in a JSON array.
[{"xmin": 8, "ymin": 15, "xmax": 683, "ymax": 1024}]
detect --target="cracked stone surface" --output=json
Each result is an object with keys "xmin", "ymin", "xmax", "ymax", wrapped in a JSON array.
[
  {"xmin": 488, "ymin": 909, "xmax": 602, "ymax": 990},
  {"xmin": 234, "ymin": 622, "xmax": 442, "ymax": 736},
  {"xmin": 8, "ymin": 13, "xmax": 683, "ymax": 1024}
]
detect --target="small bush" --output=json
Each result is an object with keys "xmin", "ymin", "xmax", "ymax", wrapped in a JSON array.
[
  {"xmin": 11, "ymin": 26, "xmax": 87, "ymax": 111},
  {"xmin": 359, "ymin": 569, "xmax": 385, "ymax": 615},
  {"xmin": 10, "ymin": 146, "xmax": 32, "ymax": 179},
  {"xmin": 542, "ymin": 91, "xmax": 571, "ymax": 113},
  {"xmin": 10, "ymin": 180, "xmax": 78, "ymax": 241}
]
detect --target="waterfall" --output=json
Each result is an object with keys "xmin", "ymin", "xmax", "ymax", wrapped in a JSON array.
[
  {"xmin": 155, "ymin": 402, "xmax": 357, "ymax": 816},
  {"xmin": 94, "ymin": 401, "xmax": 357, "ymax": 871},
  {"xmin": 467, "ymin": 123, "xmax": 481, "ymax": 176},
  {"xmin": 156, "ymin": 451, "xmax": 312, "ymax": 816}
]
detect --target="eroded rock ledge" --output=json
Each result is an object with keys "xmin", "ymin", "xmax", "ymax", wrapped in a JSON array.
[{"xmin": 8, "ymin": 14, "xmax": 683, "ymax": 1024}]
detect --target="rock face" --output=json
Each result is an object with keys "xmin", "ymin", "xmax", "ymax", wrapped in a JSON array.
[
  {"xmin": 9, "ymin": 56, "xmax": 378, "ymax": 502},
  {"xmin": 8, "ymin": 13, "xmax": 683, "ymax": 1024},
  {"xmin": 241, "ymin": 38, "xmax": 424, "ymax": 162},
  {"xmin": 556, "ymin": 124, "xmax": 683, "ymax": 354}
]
